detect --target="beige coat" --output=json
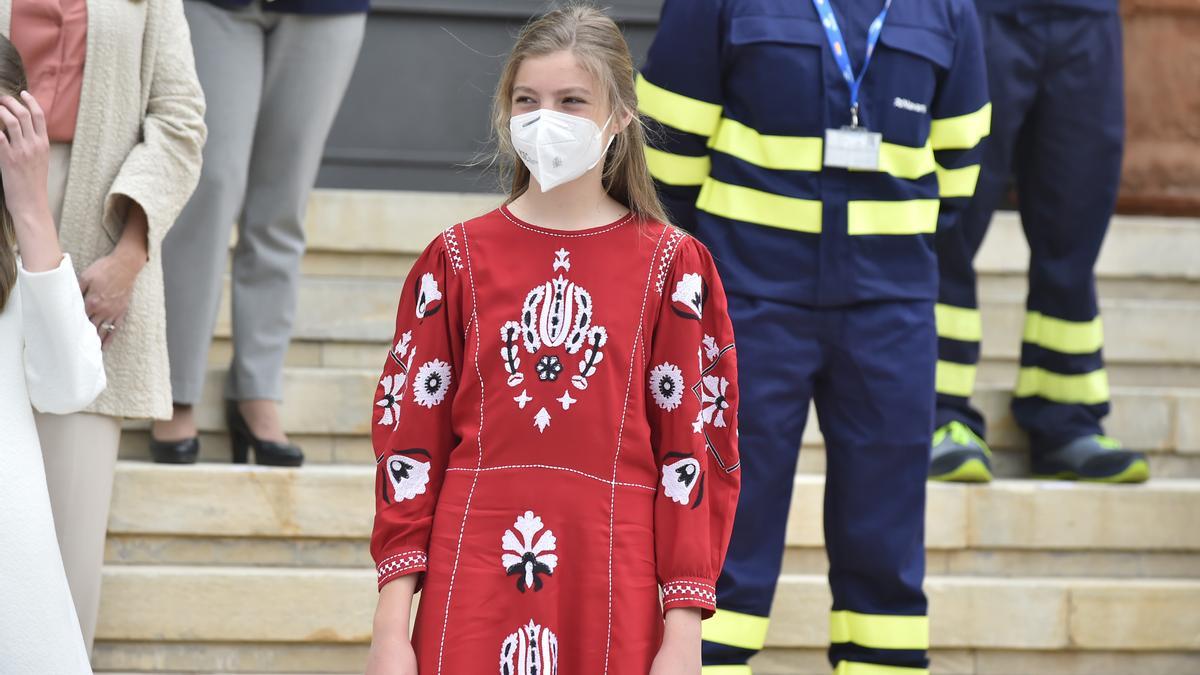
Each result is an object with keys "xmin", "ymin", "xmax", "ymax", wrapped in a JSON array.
[{"xmin": 1, "ymin": 0, "xmax": 207, "ymax": 420}]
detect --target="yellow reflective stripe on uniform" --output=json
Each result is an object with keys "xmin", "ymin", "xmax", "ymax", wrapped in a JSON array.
[
  {"xmin": 644, "ymin": 146, "xmax": 711, "ymax": 186},
  {"xmin": 1023, "ymin": 312, "xmax": 1105, "ymax": 354},
  {"xmin": 702, "ymin": 667, "xmax": 753, "ymax": 675},
  {"xmin": 830, "ymin": 611, "xmax": 930, "ymax": 651},
  {"xmin": 935, "ymin": 303, "xmax": 982, "ymax": 342},
  {"xmin": 697, "ymin": 179, "xmax": 822, "ymax": 233},
  {"xmin": 936, "ymin": 163, "xmax": 981, "ymax": 198},
  {"xmin": 1015, "ymin": 367, "xmax": 1110, "ymax": 405},
  {"xmin": 936, "ymin": 361, "xmax": 977, "ymax": 398},
  {"xmin": 637, "ymin": 74, "xmax": 723, "ymax": 138},
  {"xmin": 878, "ymin": 141, "xmax": 936, "ymax": 180},
  {"xmin": 847, "ymin": 200, "xmax": 939, "ymax": 235},
  {"xmin": 930, "ymin": 102, "xmax": 992, "ymax": 150},
  {"xmin": 709, "ymin": 118, "xmax": 823, "ymax": 171},
  {"xmin": 700, "ymin": 608, "xmax": 770, "ymax": 651},
  {"xmin": 834, "ymin": 661, "xmax": 930, "ymax": 675}
]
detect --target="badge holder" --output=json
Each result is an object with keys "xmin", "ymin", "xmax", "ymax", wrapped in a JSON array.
[{"xmin": 824, "ymin": 104, "xmax": 882, "ymax": 172}]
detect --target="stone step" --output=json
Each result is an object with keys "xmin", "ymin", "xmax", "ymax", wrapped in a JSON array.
[
  {"xmin": 120, "ymin": 367, "xmax": 1200, "ymax": 471},
  {"xmin": 209, "ymin": 276, "xmax": 1200, "ymax": 369},
  {"xmin": 293, "ymin": 190, "xmax": 1200, "ymax": 281},
  {"xmin": 104, "ymin": 463, "xmax": 1200, "ymax": 557},
  {"xmin": 93, "ymin": 565, "xmax": 1200, "ymax": 652},
  {"xmin": 90, "ymin": 644, "xmax": 1200, "ymax": 675}
]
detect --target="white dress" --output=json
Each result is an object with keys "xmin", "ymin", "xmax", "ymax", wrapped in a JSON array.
[{"xmin": 0, "ymin": 255, "xmax": 105, "ymax": 674}]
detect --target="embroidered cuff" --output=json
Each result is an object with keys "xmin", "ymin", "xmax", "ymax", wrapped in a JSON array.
[
  {"xmin": 661, "ymin": 579, "xmax": 718, "ymax": 617},
  {"xmin": 376, "ymin": 550, "xmax": 428, "ymax": 590}
]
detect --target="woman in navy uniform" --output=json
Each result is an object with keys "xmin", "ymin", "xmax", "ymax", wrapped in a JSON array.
[
  {"xmin": 930, "ymin": 0, "xmax": 1147, "ymax": 485},
  {"xmin": 639, "ymin": 0, "xmax": 989, "ymax": 672}
]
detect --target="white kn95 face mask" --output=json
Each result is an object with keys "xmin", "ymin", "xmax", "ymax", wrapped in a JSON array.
[{"xmin": 510, "ymin": 108, "xmax": 615, "ymax": 192}]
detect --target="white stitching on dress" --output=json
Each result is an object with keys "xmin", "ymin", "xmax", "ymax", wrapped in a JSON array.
[
  {"xmin": 602, "ymin": 224, "xmax": 670, "ymax": 675},
  {"xmin": 446, "ymin": 464, "xmax": 656, "ymax": 492},
  {"xmin": 442, "ymin": 224, "xmax": 464, "ymax": 274},
  {"xmin": 654, "ymin": 228, "xmax": 687, "ymax": 294},
  {"xmin": 499, "ymin": 206, "xmax": 635, "ymax": 238},
  {"xmin": 436, "ymin": 222, "xmax": 485, "ymax": 675},
  {"xmin": 377, "ymin": 551, "xmax": 428, "ymax": 584},
  {"xmin": 662, "ymin": 581, "xmax": 718, "ymax": 605}
]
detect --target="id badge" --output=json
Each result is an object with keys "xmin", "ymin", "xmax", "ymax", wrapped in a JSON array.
[{"xmin": 824, "ymin": 126, "xmax": 882, "ymax": 171}]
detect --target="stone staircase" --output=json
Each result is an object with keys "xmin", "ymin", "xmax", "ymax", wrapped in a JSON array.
[{"xmin": 95, "ymin": 190, "xmax": 1200, "ymax": 674}]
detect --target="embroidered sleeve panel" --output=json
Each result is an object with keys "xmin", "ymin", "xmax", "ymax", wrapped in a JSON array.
[
  {"xmin": 370, "ymin": 233, "xmax": 463, "ymax": 588},
  {"xmin": 647, "ymin": 237, "xmax": 741, "ymax": 620},
  {"xmin": 376, "ymin": 550, "xmax": 430, "ymax": 590},
  {"xmin": 661, "ymin": 578, "xmax": 718, "ymax": 616}
]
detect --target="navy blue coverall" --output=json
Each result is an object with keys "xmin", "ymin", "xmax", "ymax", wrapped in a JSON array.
[
  {"xmin": 935, "ymin": 0, "xmax": 1125, "ymax": 456},
  {"xmin": 639, "ymin": 0, "xmax": 989, "ymax": 672}
]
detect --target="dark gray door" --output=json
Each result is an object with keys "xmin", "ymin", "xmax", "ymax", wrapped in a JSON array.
[{"xmin": 317, "ymin": 0, "xmax": 665, "ymax": 193}]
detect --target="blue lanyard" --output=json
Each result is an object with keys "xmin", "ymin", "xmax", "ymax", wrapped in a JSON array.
[{"xmin": 810, "ymin": 0, "xmax": 893, "ymax": 127}]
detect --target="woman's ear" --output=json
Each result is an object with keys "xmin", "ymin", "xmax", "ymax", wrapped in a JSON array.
[{"xmin": 613, "ymin": 105, "xmax": 636, "ymax": 134}]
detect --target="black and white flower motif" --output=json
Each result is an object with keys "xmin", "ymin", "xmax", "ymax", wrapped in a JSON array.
[
  {"xmin": 650, "ymin": 362, "xmax": 684, "ymax": 411},
  {"xmin": 499, "ymin": 619, "xmax": 559, "ymax": 675},
  {"xmin": 414, "ymin": 272, "xmax": 443, "ymax": 319},
  {"xmin": 536, "ymin": 355, "xmax": 563, "ymax": 382},
  {"xmin": 375, "ymin": 374, "xmax": 405, "ymax": 428},
  {"xmin": 662, "ymin": 454, "xmax": 703, "ymax": 506},
  {"xmin": 384, "ymin": 450, "xmax": 432, "ymax": 503},
  {"xmin": 412, "ymin": 359, "xmax": 451, "ymax": 408},
  {"xmin": 702, "ymin": 334, "xmax": 720, "ymax": 361},
  {"xmin": 501, "ymin": 511, "xmax": 559, "ymax": 592},
  {"xmin": 670, "ymin": 272, "xmax": 706, "ymax": 321},
  {"xmin": 699, "ymin": 375, "xmax": 731, "ymax": 428},
  {"xmin": 394, "ymin": 330, "xmax": 413, "ymax": 359}
]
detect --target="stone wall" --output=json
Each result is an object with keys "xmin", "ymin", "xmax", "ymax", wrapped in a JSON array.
[{"xmin": 1120, "ymin": 0, "xmax": 1200, "ymax": 215}]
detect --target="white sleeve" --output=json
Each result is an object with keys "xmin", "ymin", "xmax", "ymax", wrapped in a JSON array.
[{"xmin": 20, "ymin": 254, "xmax": 107, "ymax": 414}]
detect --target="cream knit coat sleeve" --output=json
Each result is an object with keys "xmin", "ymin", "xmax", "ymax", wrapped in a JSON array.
[{"xmin": 103, "ymin": 0, "xmax": 207, "ymax": 257}]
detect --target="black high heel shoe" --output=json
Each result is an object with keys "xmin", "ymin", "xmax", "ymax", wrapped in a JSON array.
[
  {"xmin": 225, "ymin": 400, "xmax": 304, "ymax": 467},
  {"xmin": 149, "ymin": 436, "xmax": 200, "ymax": 464}
]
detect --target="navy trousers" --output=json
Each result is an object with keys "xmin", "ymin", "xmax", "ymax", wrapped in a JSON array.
[
  {"xmin": 934, "ymin": 8, "xmax": 1125, "ymax": 456},
  {"xmin": 702, "ymin": 295, "xmax": 933, "ymax": 673}
]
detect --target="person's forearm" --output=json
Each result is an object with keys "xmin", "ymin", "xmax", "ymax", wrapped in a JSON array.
[
  {"xmin": 11, "ymin": 205, "xmax": 62, "ymax": 273},
  {"xmin": 114, "ymin": 198, "xmax": 149, "ymax": 265},
  {"xmin": 373, "ymin": 575, "xmax": 418, "ymax": 642},
  {"xmin": 663, "ymin": 607, "xmax": 702, "ymax": 642}
]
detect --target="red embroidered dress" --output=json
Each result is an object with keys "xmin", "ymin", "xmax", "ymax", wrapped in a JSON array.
[{"xmin": 370, "ymin": 207, "xmax": 740, "ymax": 674}]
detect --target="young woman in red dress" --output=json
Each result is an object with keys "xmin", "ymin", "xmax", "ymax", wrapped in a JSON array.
[{"xmin": 364, "ymin": 6, "xmax": 741, "ymax": 675}]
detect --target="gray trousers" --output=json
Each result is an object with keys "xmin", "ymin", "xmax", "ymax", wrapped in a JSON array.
[{"xmin": 163, "ymin": 1, "xmax": 365, "ymax": 404}]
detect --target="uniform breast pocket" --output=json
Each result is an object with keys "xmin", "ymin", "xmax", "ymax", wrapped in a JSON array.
[
  {"xmin": 868, "ymin": 26, "xmax": 954, "ymax": 148},
  {"xmin": 726, "ymin": 15, "xmax": 826, "ymax": 132}
]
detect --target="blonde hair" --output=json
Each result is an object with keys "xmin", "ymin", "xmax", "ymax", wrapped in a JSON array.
[
  {"xmin": 490, "ymin": 3, "xmax": 670, "ymax": 225},
  {"xmin": 0, "ymin": 35, "xmax": 28, "ymax": 312}
]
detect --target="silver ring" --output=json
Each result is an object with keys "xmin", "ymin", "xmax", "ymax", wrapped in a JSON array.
[{"xmin": 101, "ymin": 322, "xmax": 117, "ymax": 333}]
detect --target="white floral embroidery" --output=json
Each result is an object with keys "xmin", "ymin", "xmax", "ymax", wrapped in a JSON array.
[
  {"xmin": 415, "ymin": 273, "xmax": 443, "ymax": 319},
  {"xmin": 501, "ymin": 511, "xmax": 559, "ymax": 592},
  {"xmin": 557, "ymin": 390, "xmax": 577, "ymax": 410},
  {"xmin": 505, "ymin": 250, "xmax": 608, "ymax": 425},
  {"xmin": 662, "ymin": 457, "xmax": 702, "ymax": 505},
  {"xmin": 386, "ymin": 454, "xmax": 431, "ymax": 502},
  {"xmin": 700, "ymin": 375, "xmax": 731, "ymax": 428},
  {"xmin": 692, "ymin": 411, "xmax": 705, "ymax": 434},
  {"xmin": 703, "ymin": 335, "xmax": 720, "ymax": 361},
  {"xmin": 671, "ymin": 273, "xmax": 705, "ymax": 320},
  {"xmin": 375, "ymin": 375, "xmax": 405, "ymax": 428},
  {"xmin": 514, "ymin": 390, "xmax": 533, "ymax": 409},
  {"xmin": 412, "ymin": 359, "xmax": 451, "ymax": 408},
  {"xmin": 553, "ymin": 248, "xmax": 571, "ymax": 272},
  {"xmin": 394, "ymin": 330, "xmax": 413, "ymax": 359},
  {"xmin": 500, "ymin": 619, "xmax": 559, "ymax": 675},
  {"xmin": 534, "ymin": 407, "xmax": 551, "ymax": 433},
  {"xmin": 650, "ymin": 362, "xmax": 685, "ymax": 411}
]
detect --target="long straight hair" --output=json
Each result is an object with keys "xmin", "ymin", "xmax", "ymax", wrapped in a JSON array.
[
  {"xmin": 0, "ymin": 36, "xmax": 28, "ymax": 312},
  {"xmin": 490, "ymin": 3, "xmax": 671, "ymax": 226}
]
